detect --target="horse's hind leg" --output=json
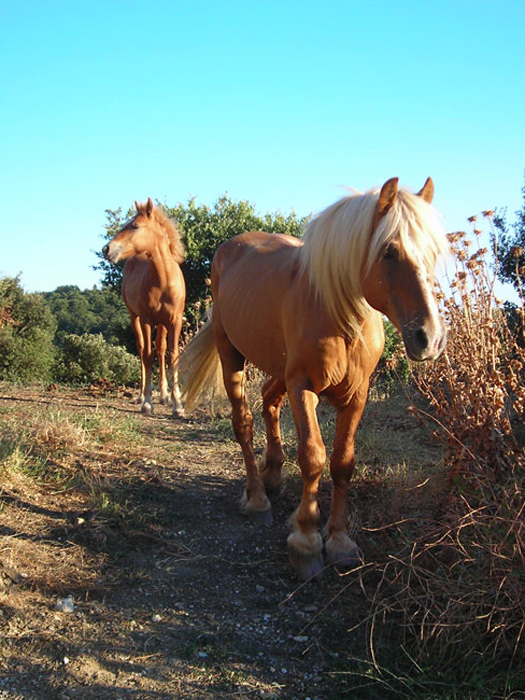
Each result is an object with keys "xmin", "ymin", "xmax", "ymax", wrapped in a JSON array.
[
  {"xmin": 215, "ymin": 326, "xmax": 271, "ymax": 522},
  {"xmin": 167, "ymin": 317, "xmax": 184, "ymax": 418},
  {"xmin": 139, "ymin": 320, "xmax": 155, "ymax": 414},
  {"xmin": 259, "ymin": 377, "xmax": 286, "ymax": 497},
  {"xmin": 156, "ymin": 325, "xmax": 170, "ymax": 406}
]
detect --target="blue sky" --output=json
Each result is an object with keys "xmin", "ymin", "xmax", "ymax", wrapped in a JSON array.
[{"xmin": 1, "ymin": 0, "xmax": 524, "ymax": 294}]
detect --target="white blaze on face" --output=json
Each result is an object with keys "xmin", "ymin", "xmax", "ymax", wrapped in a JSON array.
[{"xmin": 405, "ymin": 237, "xmax": 445, "ymax": 359}]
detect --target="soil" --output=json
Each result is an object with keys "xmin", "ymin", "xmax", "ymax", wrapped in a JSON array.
[{"xmin": 0, "ymin": 384, "xmax": 383, "ymax": 700}]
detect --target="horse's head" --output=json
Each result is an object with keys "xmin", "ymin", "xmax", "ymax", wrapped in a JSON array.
[
  {"xmin": 102, "ymin": 198, "xmax": 158, "ymax": 263},
  {"xmin": 361, "ymin": 177, "xmax": 447, "ymax": 361}
]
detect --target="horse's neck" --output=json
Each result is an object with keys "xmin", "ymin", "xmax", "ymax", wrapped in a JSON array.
[{"xmin": 147, "ymin": 241, "xmax": 179, "ymax": 289}]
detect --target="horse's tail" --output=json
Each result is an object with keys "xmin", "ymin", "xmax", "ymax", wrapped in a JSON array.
[{"xmin": 179, "ymin": 313, "xmax": 225, "ymax": 413}]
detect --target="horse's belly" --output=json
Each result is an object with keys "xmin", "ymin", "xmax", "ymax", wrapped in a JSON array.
[{"xmin": 220, "ymin": 303, "xmax": 288, "ymax": 379}]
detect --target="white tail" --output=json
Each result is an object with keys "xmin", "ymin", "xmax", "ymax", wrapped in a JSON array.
[{"xmin": 179, "ymin": 315, "xmax": 225, "ymax": 413}]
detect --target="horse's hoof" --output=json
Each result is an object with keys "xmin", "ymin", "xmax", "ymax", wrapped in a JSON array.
[
  {"xmin": 172, "ymin": 408, "xmax": 185, "ymax": 419},
  {"xmin": 141, "ymin": 403, "xmax": 153, "ymax": 415},
  {"xmin": 288, "ymin": 548, "xmax": 324, "ymax": 581},
  {"xmin": 325, "ymin": 535, "xmax": 361, "ymax": 569},
  {"xmin": 241, "ymin": 490, "xmax": 272, "ymax": 523},
  {"xmin": 287, "ymin": 531, "xmax": 324, "ymax": 581},
  {"xmin": 246, "ymin": 508, "xmax": 273, "ymax": 527}
]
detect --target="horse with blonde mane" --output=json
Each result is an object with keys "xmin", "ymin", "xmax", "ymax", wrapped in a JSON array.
[
  {"xmin": 103, "ymin": 198, "xmax": 186, "ymax": 417},
  {"xmin": 180, "ymin": 178, "xmax": 448, "ymax": 579}
]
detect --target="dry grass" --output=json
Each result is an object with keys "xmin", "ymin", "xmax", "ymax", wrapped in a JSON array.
[{"xmin": 351, "ymin": 214, "xmax": 525, "ymax": 697}]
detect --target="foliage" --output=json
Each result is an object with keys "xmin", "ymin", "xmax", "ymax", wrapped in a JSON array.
[
  {"xmin": 94, "ymin": 195, "xmax": 308, "ymax": 327},
  {"xmin": 93, "ymin": 206, "xmax": 131, "ymax": 291},
  {"xmin": 0, "ymin": 276, "xmax": 56, "ymax": 383},
  {"xmin": 54, "ymin": 333, "xmax": 140, "ymax": 385},
  {"xmin": 493, "ymin": 172, "xmax": 525, "ymax": 292},
  {"xmin": 372, "ymin": 319, "xmax": 410, "ymax": 394},
  {"xmin": 44, "ymin": 284, "xmax": 134, "ymax": 352}
]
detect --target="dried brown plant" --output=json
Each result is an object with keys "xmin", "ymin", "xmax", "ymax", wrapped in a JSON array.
[{"xmin": 361, "ymin": 215, "xmax": 525, "ymax": 693}]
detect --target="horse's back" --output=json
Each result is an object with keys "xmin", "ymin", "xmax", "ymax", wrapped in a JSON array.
[
  {"xmin": 213, "ymin": 231, "xmax": 301, "ymax": 281},
  {"xmin": 211, "ymin": 231, "xmax": 304, "ymax": 378}
]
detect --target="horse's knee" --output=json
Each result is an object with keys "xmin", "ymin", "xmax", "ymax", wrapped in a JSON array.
[{"xmin": 297, "ymin": 439, "xmax": 326, "ymax": 482}]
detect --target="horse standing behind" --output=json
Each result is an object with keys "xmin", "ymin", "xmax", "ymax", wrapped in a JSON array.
[
  {"xmin": 179, "ymin": 178, "xmax": 448, "ymax": 580},
  {"xmin": 103, "ymin": 198, "xmax": 186, "ymax": 417}
]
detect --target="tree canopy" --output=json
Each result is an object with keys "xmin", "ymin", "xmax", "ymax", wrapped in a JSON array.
[
  {"xmin": 494, "ymin": 173, "xmax": 525, "ymax": 292},
  {"xmin": 44, "ymin": 285, "xmax": 134, "ymax": 351}
]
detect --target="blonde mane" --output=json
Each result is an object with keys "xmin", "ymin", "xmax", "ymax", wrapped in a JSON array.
[
  {"xmin": 299, "ymin": 186, "xmax": 447, "ymax": 338},
  {"xmin": 155, "ymin": 206, "xmax": 185, "ymax": 264}
]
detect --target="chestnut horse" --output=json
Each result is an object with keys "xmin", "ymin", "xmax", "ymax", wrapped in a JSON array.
[
  {"xmin": 103, "ymin": 198, "xmax": 186, "ymax": 417},
  {"xmin": 180, "ymin": 178, "xmax": 448, "ymax": 579}
]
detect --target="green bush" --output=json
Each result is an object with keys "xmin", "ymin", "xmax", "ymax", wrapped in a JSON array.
[
  {"xmin": 0, "ymin": 277, "xmax": 56, "ymax": 383},
  {"xmin": 371, "ymin": 319, "xmax": 411, "ymax": 393},
  {"xmin": 54, "ymin": 333, "xmax": 140, "ymax": 385}
]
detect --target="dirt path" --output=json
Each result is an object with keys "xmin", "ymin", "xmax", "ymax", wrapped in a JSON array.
[{"xmin": 0, "ymin": 386, "xmax": 374, "ymax": 700}]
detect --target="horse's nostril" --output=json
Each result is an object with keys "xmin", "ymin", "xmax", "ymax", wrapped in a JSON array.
[
  {"xmin": 414, "ymin": 328, "xmax": 428, "ymax": 351},
  {"xmin": 102, "ymin": 244, "xmax": 109, "ymax": 258}
]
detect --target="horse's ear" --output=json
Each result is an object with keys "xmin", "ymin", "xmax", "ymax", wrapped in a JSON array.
[
  {"xmin": 378, "ymin": 178, "xmax": 399, "ymax": 217},
  {"xmin": 135, "ymin": 201, "xmax": 140, "ymax": 212},
  {"xmin": 417, "ymin": 177, "xmax": 434, "ymax": 203},
  {"xmin": 146, "ymin": 198, "xmax": 154, "ymax": 216}
]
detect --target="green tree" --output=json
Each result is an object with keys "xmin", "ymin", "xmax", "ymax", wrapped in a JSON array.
[
  {"xmin": 44, "ymin": 285, "xmax": 133, "ymax": 351},
  {"xmin": 0, "ymin": 276, "xmax": 57, "ymax": 383},
  {"xmin": 493, "ymin": 173, "xmax": 525, "ymax": 292},
  {"xmin": 170, "ymin": 196, "xmax": 306, "ymax": 318}
]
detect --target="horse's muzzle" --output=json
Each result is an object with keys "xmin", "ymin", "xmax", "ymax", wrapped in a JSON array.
[
  {"xmin": 403, "ymin": 324, "xmax": 447, "ymax": 362},
  {"xmin": 102, "ymin": 243, "xmax": 120, "ymax": 263}
]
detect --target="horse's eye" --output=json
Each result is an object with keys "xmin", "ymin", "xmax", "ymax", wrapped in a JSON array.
[{"xmin": 383, "ymin": 244, "xmax": 399, "ymax": 261}]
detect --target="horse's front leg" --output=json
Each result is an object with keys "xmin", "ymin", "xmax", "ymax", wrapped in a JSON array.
[
  {"xmin": 287, "ymin": 385, "xmax": 326, "ymax": 580},
  {"xmin": 325, "ymin": 387, "xmax": 368, "ymax": 568},
  {"xmin": 259, "ymin": 377, "xmax": 287, "ymax": 497},
  {"xmin": 131, "ymin": 315, "xmax": 147, "ymax": 409}
]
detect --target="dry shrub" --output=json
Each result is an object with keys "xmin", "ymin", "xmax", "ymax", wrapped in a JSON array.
[
  {"xmin": 31, "ymin": 410, "xmax": 87, "ymax": 453},
  {"xmin": 414, "ymin": 217, "xmax": 524, "ymax": 477},
  {"xmin": 361, "ymin": 214, "xmax": 525, "ymax": 694}
]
